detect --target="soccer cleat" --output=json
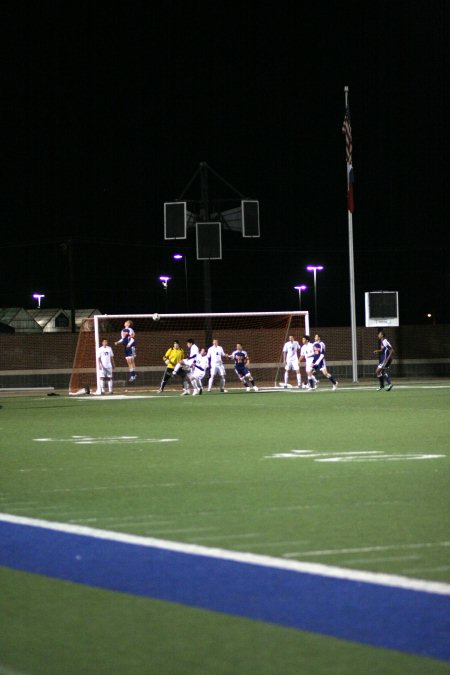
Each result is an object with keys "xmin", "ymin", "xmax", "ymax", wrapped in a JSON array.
[
  {"xmin": 332, "ymin": 382, "xmax": 338, "ymax": 391},
  {"xmin": 192, "ymin": 390, "xmax": 198, "ymax": 396},
  {"xmin": 376, "ymin": 386, "xmax": 385, "ymax": 391},
  {"xmin": 180, "ymin": 390, "xmax": 190, "ymax": 396},
  {"xmin": 386, "ymin": 384, "xmax": 394, "ymax": 391},
  {"xmin": 220, "ymin": 388, "xmax": 228, "ymax": 393},
  {"xmin": 283, "ymin": 385, "xmax": 288, "ymax": 389},
  {"xmin": 129, "ymin": 375, "xmax": 136, "ymax": 382},
  {"xmin": 198, "ymin": 388, "xmax": 203, "ymax": 395},
  {"xmin": 245, "ymin": 387, "xmax": 251, "ymax": 392},
  {"xmin": 253, "ymin": 386, "xmax": 259, "ymax": 392}
]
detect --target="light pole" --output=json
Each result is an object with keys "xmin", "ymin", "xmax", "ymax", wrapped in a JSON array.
[
  {"xmin": 159, "ymin": 276, "xmax": 171, "ymax": 313},
  {"xmin": 306, "ymin": 265, "xmax": 324, "ymax": 327},
  {"xmin": 293, "ymin": 285, "xmax": 307, "ymax": 311},
  {"xmin": 173, "ymin": 253, "xmax": 189, "ymax": 310},
  {"xmin": 32, "ymin": 293, "xmax": 45, "ymax": 308}
]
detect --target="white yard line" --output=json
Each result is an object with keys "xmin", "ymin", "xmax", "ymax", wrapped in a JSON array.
[{"xmin": 283, "ymin": 541, "xmax": 450, "ymax": 558}]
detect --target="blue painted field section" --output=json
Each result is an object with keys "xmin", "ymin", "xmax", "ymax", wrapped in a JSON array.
[{"xmin": 1, "ymin": 518, "xmax": 449, "ymax": 662}]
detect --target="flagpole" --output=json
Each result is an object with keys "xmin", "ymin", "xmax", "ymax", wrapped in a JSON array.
[{"xmin": 344, "ymin": 86, "xmax": 358, "ymax": 382}]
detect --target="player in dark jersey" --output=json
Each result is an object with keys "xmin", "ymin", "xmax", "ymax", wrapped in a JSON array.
[
  {"xmin": 374, "ymin": 330, "xmax": 394, "ymax": 390},
  {"xmin": 228, "ymin": 343, "xmax": 258, "ymax": 392},
  {"xmin": 114, "ymin": 319, "xmax": 136, "ymax": 382},
  {"xmin": 312, "ymin": 333, "xmax": 338, "ymax": 390}
]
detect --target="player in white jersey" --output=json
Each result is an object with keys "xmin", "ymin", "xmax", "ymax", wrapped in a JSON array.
[
  {"xmin": 282, "ymin": 335, "xmax": 302, "ymax": 388},
  {"xmin": 207, "ymin": 339, "xmax": 227, "ymax": 392},
  {"xmin": 313, "ymin": 333, "xmax": 338, "ymax": 390},
  {"xmin": 300, "ymin": 335, "xmax": 317, "ymax": 390},
  {"xmin": 191, "ymin": 348, "xmax": 209, "ymax": 395},
  {"xmin": 97, "ymin": 338, "xmax": 115, "ymax": 394},
  {"xmin": 175, "ymin": 339, "xmax": 200, "ymax": 395}
]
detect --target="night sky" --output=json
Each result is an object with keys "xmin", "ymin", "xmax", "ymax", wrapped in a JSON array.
[{"xmin": 2, "ymin": 2, "xmax": 448, "ymax": 326}]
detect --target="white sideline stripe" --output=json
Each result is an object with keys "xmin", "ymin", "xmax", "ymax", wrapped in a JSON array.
[{"xmin": 1, "ymin": 513, "xmax": 450, "ymax": 597}]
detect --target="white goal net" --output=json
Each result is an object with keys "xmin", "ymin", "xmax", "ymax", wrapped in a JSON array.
[{"xmin": 69, "ymin": 311, "xmax": 309, "ymax": 394}]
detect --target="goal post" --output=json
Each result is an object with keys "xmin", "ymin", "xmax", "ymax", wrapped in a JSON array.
[{"xmin": 69, "ymin": 311, "xmax": 310, "ymax": 394}]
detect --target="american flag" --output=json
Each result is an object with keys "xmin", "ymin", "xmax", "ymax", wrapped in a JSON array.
[{"xmin": 342, "ymin": 106, "xmax": 354, "ymax": 213}]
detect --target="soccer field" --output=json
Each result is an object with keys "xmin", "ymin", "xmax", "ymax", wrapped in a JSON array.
[{"xmin": 1, "ymin": 381, "xmax": 450, "ymax": 674}]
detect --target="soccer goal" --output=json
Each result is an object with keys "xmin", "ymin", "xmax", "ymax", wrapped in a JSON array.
[{"xmin": 69, "ymin": 311, "xmax": 310, "ymax": 394}]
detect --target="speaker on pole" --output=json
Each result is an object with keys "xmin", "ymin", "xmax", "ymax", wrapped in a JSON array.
[
  {"xmin": 242, "ymin": 200, "xmax": 260, "ymax": 237},
  {"xmin": 164, "ymin": 202, "xmax": 187, "ymax": 239},
  {"xmin": 365, "ymin": 291, "xmax": 399, "ymax": 327},
  {"xmin": 196, "ymin": 222, "xmax": 222, "ymax": 260}
]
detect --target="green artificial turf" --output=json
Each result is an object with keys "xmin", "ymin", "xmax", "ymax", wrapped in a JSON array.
[
  {"xmin": 1, "ymin": 383, "xmax": 450, "ymax": 673},
  {"xmin": 2, "ymin": 567, "xmax": 449, "ymax": 675}
]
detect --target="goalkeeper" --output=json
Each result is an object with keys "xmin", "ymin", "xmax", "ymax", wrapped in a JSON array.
[{"xmin": 157, "ymin": 340, "xmax": 185, "ymax": 393}]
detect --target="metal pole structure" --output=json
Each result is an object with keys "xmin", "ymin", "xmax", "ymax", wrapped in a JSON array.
[
  {"xmin": 306, "ymin": 266, "xmax": 323, "ymax": 328},
  {"xmin": 294, "ymin": 285, "xmax": 306, "ymax": 311},
  {"xmin": 313, "ymin": 269, "xmax": 318, "ymax": 326},
  {"xmin": 68, "ymin": 238, "xmax": 76, "ymax": 333},
  {"xmin": 173, "ymin": 254, "xmax": 189, "ymax": 311},
  {"xmin": 183, "ymin": 255, "xmax": 188, "ymax": 310},
  {"xmin": 200, "ymin": 162, "xmax": 212, "ymax": 313},
  {"xmin": 344, "ymin": 86, "xmax": 358, "ymax": 382}
]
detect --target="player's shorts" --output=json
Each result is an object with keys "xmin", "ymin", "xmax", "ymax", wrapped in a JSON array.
[
  {"xmin": 193, "ymin": 366, "xmax": 206, "ymax": 379},
  {"xmin": 377, "ymin": 358, "xmax": 392, "ymax": 371},
  {"xmin": 285, "ymin": 358, "xmax": 299, "ymax": 371},
  {"xmin": 125, "ymin": 346, "xmax": 136, "ymax": 358},
  {"xmin": 100, "ymin": 366, "xmax": 113, "ymax": 378},
  {"xmin": 305, "ymin": 357, "xmax": 314, "ymax": 371},
  {"xmin": 235, "ymin": 366, "xmax": 250, "ymax": 378},
  {"xmin": 210, "ymin": 364, "xmax": 225, "ymax": 377}
]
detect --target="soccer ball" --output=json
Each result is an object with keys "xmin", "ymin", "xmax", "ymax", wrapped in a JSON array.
[{"xmin": 152, "ymin": 313, "xmax": 160, "ymax": 321}]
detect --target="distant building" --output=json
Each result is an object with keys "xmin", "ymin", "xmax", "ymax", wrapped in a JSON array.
[
  {"xmin": 0, "ymin": 308, "xmax": 102, "ymax": 333},
  {"xmin": 0, "ymin": 308, "xmax": 42, "ymax": 333},
  {"xmin": 70, "ymin": 309, "xmax": 102, "ymax": 331},
  {"xmin": 28, "ymin": 308, "xmax": 71, "ymax": 332},
  {"xmin": 0, "ymin": 321, "xmax": 15, "ymax": 333}
]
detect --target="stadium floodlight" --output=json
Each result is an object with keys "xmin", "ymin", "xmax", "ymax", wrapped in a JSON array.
[
  {"xmin": 159, "ymin": 275, "xmax": 171, "ymax": 289},
  {"xmin": 173, "ymin": 253, "xmax": 189, "ymax": 310},
  {"xmin": 33, "ymin": 293, "xmax": 45, "ymax": 308},
  {"xmin": 294, "ymin": 285, "xmax": 307, "ymax": 311},
  {"xmin": 306, "ymin": 266, "xmax": 324, "ymax": 327},
  {"xmin": 159, "ymin": 275, "xmax": 171, "ymax": 313}
]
